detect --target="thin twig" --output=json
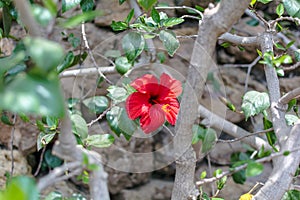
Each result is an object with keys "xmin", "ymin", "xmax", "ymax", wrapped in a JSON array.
[
  {"xmin": 59, "ymin": 66, "xmax": 115, "ymax": 78},
  {"xmin": 10, "ymin": 114, "xmax": 17, "ymax": 177},
  {"xmin": 87, "ymin": 105, "xmax": 113, "ymax": 127},
  {"xmin": 81, "ymin": 23, "xmax": 113, "ymax": 84},
  {"xmin": 196, "ymin": 146, "xmax": 300, "ymax": 186},
  {"xmin": 279, "ymin": 87, "xmax": 300, "ymax": 105},
  {"xmin": 281, "ymin": 62, "xmax": 300, "ymax": 71},
  {"xmin": 217, "ymin": 128, "xmax": 273, "ymax": 143},
  {"xmin": 245, "ymin": 56, "xmax": 261, "ymax": 92},
  {"xmin": 180, "ymin": 15, "xmax": 201, "ymax": 20},
  {"xmin": 34, "ymin": 146, "xmax": 47, "ymax": 176},
  {"xmin": 270, "ymin": 16, "xmax": 300, "ymax": 28},
  {"xmin": 163, "ymin": 125, "xmax": 174, "ymax": 137}
]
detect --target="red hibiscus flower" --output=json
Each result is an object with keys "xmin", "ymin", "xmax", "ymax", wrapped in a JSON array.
[{"xmin": 125, "ymin": 73, "xmax": 182, "ymax": 134}]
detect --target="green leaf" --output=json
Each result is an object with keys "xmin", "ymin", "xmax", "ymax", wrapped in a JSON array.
[
  {"xmin": 2, "ymin": 5, "xmax": 12, "ymax": 36},
  {"xmin": 32, "ymin": 4, "xmax": 53, "ymax": 27},
  {"xmin": 24, "ymin": 37, "xmax": 64, "ymax": 72},
  {"xmin": 263, "ymin": 117, "xmax": 278, "ymax": 149},
  {"xmin": 200, "ymin": 171, "xmax": 207, "ymax": 179},
  {"xmin": 159, "ymin": 30, "xmax": 179, "ymax": 57},
  {"xmin": 62, "ymin": 0, "xmax": 81, "ymax": 13},
  {"xmin": 71, "ymin": 114, "xmax": 88, "ymax": 139},
  {"xmin": 57, "ymin": 51, "xmax": 75, "ymax": 73},
  {"xmin": 276, "ymin": 3, "xmax": 284, "ymax": 17},
  {"xmin": 59, "ymin": 10, "xmax": 102, "ymax": 28},
  {"xmin": 192, "ymin": 125, "xmax": 206, "ymax": 144},
  {"xmin": 125, "ymin": 9, "xmax": 134, "ymax": 24},
  {"xmin": 258, "ymin": 0, "xmax": 272, "ymax": 4},
  {"xmin": 107, "ymin": 86, "xmax": 129, "ymax": 104},
  {"xmin": 122, "ymin": 32, "xmax": 145, "ymax": 62},
  {"xmin": 151, "ymin": 8, "xmax": 160, "ymax": 24},
  {"xmin": 250, "ymin": 0, "xmax": 257, "ymax": 6},
  {"xmin": 43, "ymin": 0, "xmax": 58, "ymax": 16},
  {"xmin": 19, "ymin": 113, "xmax": 30, "ymax": 122},
  {"xmin": 241, "ymin": 91, "xmax": 270, "ymax": 120},
  {"xmin": 246, "ymin": 162, "xmax": 264, "ymax": 177},
  {"xmin": 0, "ymin": 50, "xmax": 25, "ymax": 77},
  {"xmin": 115, "ymin": 56, "xmax": 132, "ymax": 75},
  {"xmin": 283, "ymin": 0, "xmax": 300, "ymax": 18},
  {"xmin": 162, "ymin": 17, "xmax": 184, "ymax": 27},
  {"xmin": 68, "ymin": 33, "xmax": 81, "ymax": 48},
  {"xmin": 276, "ymin": 68, "xmax": 284, "ymax": 77},
  {"xmin": 82, "ymin": 96, "xmax": 109, "ymax": 114},
  {"xmin": 246, "ymin": 18, "xmax": 259, "ymax": 26},
  {"xmin": 285, "ymin": 114, "xmax": 299, "ymax": 126},
  {"xmin": 119, "ymin": 0, "xmax": 127, "ymax": 4},
  {"xmin": 44, "ymin": 191, "xmax": 63, "ymax": 200},
  {"xmin": 201, "ymin": 128, "xmax": 217, "ymax": 153},
  {"xmin": 1, "ymin": 176, "xmax": 38, "ymax": 200},
  {"xmin": 294, "ymin": 49, "xmax": 300, "ymax": 62},
  {"xmin": 106, "ymin": 106, "xmax": 137, "ymax": 140},
  {"xmin": 84, "ymin": 134, "xmax": 115, "ymax": 148},
  {"xmin": 111, "ymin": 21, "xmax": 128, "ymax": 31},
  {"xmin": 157, "ymin": 52, "xmax": 166, "ymax": 63},
  {"xmin": 80, "ymin": 0, "xmax": 94, "ymax": 12},
  {"xmin": 287, "ymin": 99, "xmax": 297, "ymax": 112},
  {"xmin": 286, "ymin": 41, "xmax": 295, "ymax": 49},
  {"xmin": 137, "ymin": 0, "xmax": 157, "ymax": 11},
  {"xmin": 46, "ymin": 116, "xmax": 59, "ymax": 129},
  {"xmin": 37, "ymin": 132, "xmax": 56, "ymax": 151},
  {"xmin": 0, "ymin": 73, "xmax": 65, "ymax": 117},
  {"xmin": 1, "ymin": 113, "xmax": 13, "ymax": 125},
  {"xmin": 274, "ymin": 42, "xmax": 286, "ymax": 51},
  {"xmin": 257, "ymin": 49, "xmax": 263, "ymax": 57},
  {"xmin": 44, "ymin": 149, "xmax": 63, "ymax": 168},
  {"xmin": 232, "ymin": 170, "xmax": 246, "ymax": 184},
  {"xmin": 282, "ymin": 190, "xmax": 300, "ymax": 200},
  {"xmin": 257, "ymin": 145, "xmax": 271, "ymax": 158}
]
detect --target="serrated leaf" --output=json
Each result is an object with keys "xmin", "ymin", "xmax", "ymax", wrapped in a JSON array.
[
  {"xmin": 201, "ymin": 128, "xmax": 217, "ymax": 153},
  {"xmin": 24, "ymin": 37, "xmax": 64, "ymax": 72},
  {"xmin": 107, "ymin": 86, "xmax": 129, "ymax": 104},
  {"xmin": 137, "ymin": 0, "xmax": 157, "ymax": 11},
  {"xmin": 276, "ymin": 3, "xmax": 284, "ymax": 17},
  {"xmin": 246, "ymin": 162, "xmax": 263, "ymax": 177},
  {"xmin": 162, "ymin": 17, "xmax": 184, "ymax": 27},
  {"xmin": 62, "ymin": 0, "xmax": 81, "ymax": 13},
  {"xmin": 285, "ymin": 114, "xmax": 299, "ymax": 126},
  {"xmin": 283, "ymin": 0, "xmax": 300, "ymax": 18},
  {"xmin": 71, "ymin": 114, "xmax": 88, "ymax": 139},
  {"xmin": 83, "ymin": 96, "xmax": 109, "ymax": 114},
  {"xmin": 122, "ymin": 32, "xmax": 145, "ymax": 62},
  {"xmin": 159, "ymin": 30, "xmax": 179, "ymax": 57},
  {"xmin": 106, "ymin": 106, "xmax": 137, "ymax": 140},
  {"xmin": 0, "ymin": 74, "xmax": 65, "ymax": 117},
  {"xmin": 241, "ymin": 91, "xmax": 270, "ymax": 120},
  {"xmin": 84, "ymin": 134, "xmax": 115, "ymax": 148}
]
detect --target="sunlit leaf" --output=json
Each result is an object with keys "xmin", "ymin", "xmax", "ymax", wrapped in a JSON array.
[
  {"xmin": 0, "ymin": 73, "xmax": 65, "ymax": 117},
  {"xmin": 62, "ymin": 0, "xmax": 81, "ymax": 13},
  {"xmin": 276, "ymin": 3, "xmax": 284, "ymax": 17},
  {"xmin": 241, "ymin": 91, "xmax": 270, "ymax": 120},
  {"xmin": 159, "ymin": 30, "xmax": 179, "ymax": 57},
  {"xmin": 84, "ymin": 134, "xmax": 115, "ymax": 148},
  {"xmin": 162, "ymin": 17, "xmax": 184, "ymax": 27},
  {"xmin": 285, "ymin": 114, "xmax": 299, "ymax": 126},
  {"xmin": 111, "ymin": 21, "xmax": 128, "ymax": 31},
  {"xmin": 83, "ymin": 96, "xmax": 109, "ymax": 114},
  {"xmin": 246, "ymin": 161, "xmax": 264, "ymax": 177},
  {"xmin": 282, "ymin": 190, "xmax": 300, "ymax": 200},
  {"xmin": 137, "ymin": 0, "xmax": 157, "ymax": 11},
  {"xmin": 283, "ymin": 0, "xmax": 300, "ymax": 18},
  {"xmin": 32, "ymin": 4, "xmax": 53, "ymax": 27},
  {"xmin": 122, "ymin": 32, "xmax": 145, "ymax": 62},
  {"xmin": 258, "ymin": 0, "xmax": 272, "ymax": 4},
  {"xmin": 71, "ymin": 114, "xmax": 88, "ymax": 139},
  {"xmin": 24, "ymin": 37, "xmax": 64, "ymax": 72}
]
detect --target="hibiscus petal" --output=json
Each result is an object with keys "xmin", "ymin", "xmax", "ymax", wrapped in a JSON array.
[
  {"xmin": 161, "ymin": 99, "xmax": 180, "ymax": 125},
  {"xmin": 140, "ymin": 104, "xmax": 165, "ymax": 134},
  {"xmin": 160, "ymin": 73, "xmax": 182, "ymax": 97},
  {"xmin": 125, "ymin": 92, "xmax": 150, "ymax": 119},
  {"xmin": 131, "ymin": 74, "xmax": 158, "ymax": 93}
]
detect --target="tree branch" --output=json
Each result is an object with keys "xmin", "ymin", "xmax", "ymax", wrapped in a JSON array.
[
  {"xmin": 279, "ymin": 87, "xmax": 300, "ymax": 105},
  {"xmin": 219, "ymin": 32, "xmax": 258, "ymax": 46},
  {"xmin": 171, "ymin": 1, "xmax": 251, "ymax": 199},
  {"xmin": 59, "ymin": 66, "xmax": 116, "ymax": 78}
]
